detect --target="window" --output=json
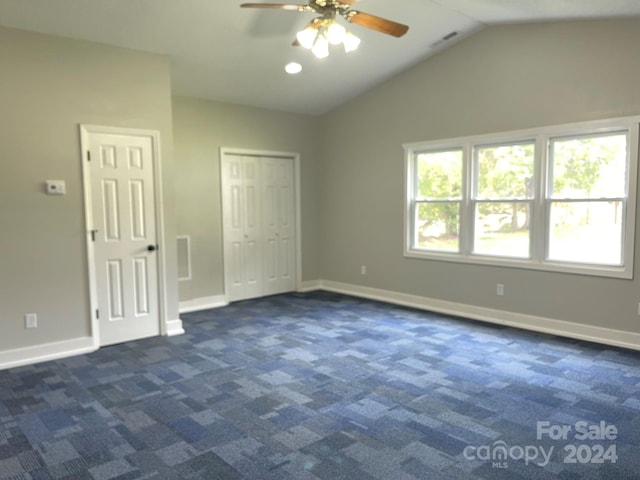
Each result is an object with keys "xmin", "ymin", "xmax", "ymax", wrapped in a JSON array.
[
  {"xmin": 404, "ymin": 117, "xmax": 639, "ymax": 278},
  {"xmin": 414, "ymin": 149, "xmax": 462, "ymax": 252},
  {"xmin": 547, "ymin": 133, "xmax": 627, "ymax": 266},
  {"xmin": 473, "ymin": 142, "xmax": 535, "ymax": 258}
]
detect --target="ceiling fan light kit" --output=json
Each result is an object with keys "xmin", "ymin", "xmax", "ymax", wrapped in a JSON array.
[
  {"xmin": 296, "ymin": 17, "xmax": 360, "ymax": 58},
  {"xmin": 241, "ymin": 0, "xmax": 408, "ymax": 59}
]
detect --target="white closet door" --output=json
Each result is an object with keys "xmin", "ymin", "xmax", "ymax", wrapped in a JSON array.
[
  {"xmin": 242, "ymin": 157, "xmax": 263, "ymax": 299},
  {"xmin": 263, "ymin": 157, "xmax": 296, "ymax": 295},
  {"xmin": 221, "ymin": 152, "xmax": 297, "ymax": 302},
  {"xmin": 221, "ymin": 155, "xmax": 263, "ymax": 302}
]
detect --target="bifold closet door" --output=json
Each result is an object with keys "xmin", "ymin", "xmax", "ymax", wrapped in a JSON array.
[
  {"xmin": 221, "ymin": 154, "xmax": 296, "ymax": 302},
  {"xmin": 262, "ymin": 157, "xmax": 296, "ymax": 296},
  {"xmin": 221, "ymin": 155, "xmax": 263, "ymax": 302}
]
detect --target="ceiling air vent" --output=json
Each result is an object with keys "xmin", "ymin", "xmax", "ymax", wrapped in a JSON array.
[{"xmin": 430, "ymin": 31, "xmax": 459, "ymax": 49}]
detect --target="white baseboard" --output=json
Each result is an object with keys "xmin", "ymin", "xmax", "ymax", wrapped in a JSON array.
[
  {"xmin": 312, "ymin": 280, "xmax": 640, "ymax": 352},
  {"xmin": 5, "ymin": 283, "xmax": 634, "ymax": 371},
  {"xmin": 0, "ymin": 336, "xmax": 96, "ymax": 371},
  {"xmin": 298, "ymin": 280, "xmax": 322, "ymax": 292},
  {"xmin": 165, "ymin": 318, "xmax": 185, "ymax": 337},
  {"xmin": 179, "ymin": 295, "xmax": 228, "ymax": 314}
]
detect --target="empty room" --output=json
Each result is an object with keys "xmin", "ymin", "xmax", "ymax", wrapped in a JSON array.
[{"xmin": 1, "ymin": 1, "xmax": 640, "ymax": 478}]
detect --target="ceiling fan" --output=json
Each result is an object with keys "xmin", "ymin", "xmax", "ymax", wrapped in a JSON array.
[{"xmin": 241, "ymin": 1, "xmax": 409, "ymax": 58}]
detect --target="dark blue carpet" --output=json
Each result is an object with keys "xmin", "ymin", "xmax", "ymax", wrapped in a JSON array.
[{"xmin": 1, "ymin": 292, "xmax": 639, "ymax": 479}]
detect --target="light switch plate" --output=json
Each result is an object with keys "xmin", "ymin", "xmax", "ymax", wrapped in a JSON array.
[{"xmin": 45, "ymin": 180, "xmax": 66, "ymax": 195}]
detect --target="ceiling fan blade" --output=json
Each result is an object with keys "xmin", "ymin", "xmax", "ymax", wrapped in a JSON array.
[
  {"xmin": 346, "ymin": 11, "xmax": 409, "ymax": 37},
  {"xmin": 240, "ymin": 3, "xmax": 311, "ymax": 11}
]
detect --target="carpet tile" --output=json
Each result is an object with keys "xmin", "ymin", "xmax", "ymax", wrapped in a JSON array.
[{"xmin": 1, "ymin": 291, "xmax": 639, "ymax": 479}]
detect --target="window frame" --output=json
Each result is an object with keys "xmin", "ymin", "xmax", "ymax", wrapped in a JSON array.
[{"xmin": 404, "ymin": 117, "xmax": 639, "ymax": 279}]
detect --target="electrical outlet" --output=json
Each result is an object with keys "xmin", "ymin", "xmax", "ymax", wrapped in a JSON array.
[
  {"xmin": 25, "ymin": 313, "xmax": 38, "ymax": 329},
  {"xmin": 496, "ymin": 284, "xmax": 504, "ymax": 296},
  {"xmin": 360, "ymin": 265, "xmax": 367, "ymax": 275}
]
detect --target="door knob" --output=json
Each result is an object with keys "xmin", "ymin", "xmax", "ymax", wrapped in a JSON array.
[{"xmin": 147, "ymin": 244, "xmax": 158, "ymax": 252}]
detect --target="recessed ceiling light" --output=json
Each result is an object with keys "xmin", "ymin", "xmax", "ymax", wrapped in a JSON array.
[{"xmin": 285, "ymin": 62, "xmax": 302, "ymax": 74}]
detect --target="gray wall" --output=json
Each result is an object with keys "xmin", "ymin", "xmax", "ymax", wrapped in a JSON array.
[
  {"xmin": 172, "ymin": 97, "xmax": 322, "ymax": 301},
  {"xmin": 318, "ymin": 19, "xmax": 640, "ymax": 333},
  {"xmin": 0, "ymin": 26, "xmax": 178, "ymax": 352},
  {"xmin": 3, "ymin": 18, "xmax": 640, "ymax": 361}
]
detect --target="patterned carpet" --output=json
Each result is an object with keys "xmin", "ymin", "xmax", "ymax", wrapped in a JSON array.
[{"xmin": 1, "ymin": 291, "xmax": 639, "ymax": 479}]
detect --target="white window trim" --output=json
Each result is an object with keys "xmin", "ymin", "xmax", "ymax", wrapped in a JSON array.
[{"xmin": 404, "ymin": 116, "xmax": 640, "ymax": 279}]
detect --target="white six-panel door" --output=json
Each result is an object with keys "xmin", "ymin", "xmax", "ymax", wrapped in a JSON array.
[
  {"xmin": 263, "ymin": 157, "xmax": 296, "ymax": 296},
  {"xmin": 85, "ymin": 130, "xmax": 160, "ymax": 346},
  {"xmin": 221, "ymin": 156, "xmax": 262, "ymax": 301},
  {"xmin": 221, "ymin": 153, "xmax": 296, "ymax": 302}
]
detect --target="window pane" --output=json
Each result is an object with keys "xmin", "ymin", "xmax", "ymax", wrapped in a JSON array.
[
  {"xmin": 473, "ymin": 201, "xmax": 531, "ymax": 257},
  {"xmin": 416, "ymin": 150, "xmax": 462, "ymax": 199},
  {"xmin": 415, "ymin": 202, "xmax": 460, "ymax": 252},
  {"xmin": 476, "ymin": 143, "xmax": 534, "ymax": 199},
  {"xmin": 551, "ymin": 133, "xmax": 627, "ymax": 199},
  {"xmin": 548, "ymin": 201, "xmax": 623, "ymax": 265}
]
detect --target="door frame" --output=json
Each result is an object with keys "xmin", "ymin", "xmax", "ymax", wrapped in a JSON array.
[
  {"xmin": 220, "ymin": 147, "xmax": 302, "ymax": 299},
  {"xmin": 80, "ymin": 124, "xmax": 169, "ymax": 347}
]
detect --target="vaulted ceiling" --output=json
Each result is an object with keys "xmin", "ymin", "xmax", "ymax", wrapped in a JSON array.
[{"xmin": 1, "ymin": 0, "xmax": 639, "ymax": 114}]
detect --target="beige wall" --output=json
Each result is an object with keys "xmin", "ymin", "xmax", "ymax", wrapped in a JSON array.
[
  {"xmin": 0, "ymin": 27, "xmax": 178, "ymax": 352},
  {"xmin": 172, "ymin": 97, "xmax": 321, "ymax": 302},
  {"xmin": 319, "ymin": 19, "xmax": 640, "ymax": 333}
]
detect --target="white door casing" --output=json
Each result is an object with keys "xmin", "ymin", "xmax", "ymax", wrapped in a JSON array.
[
  {"xmin": 81, "ymin": 126, "xmax": 163, "ymax": 347},
  {"xmin": 221, "ymin": 150, "xmax": 300, "ymax": 302}
]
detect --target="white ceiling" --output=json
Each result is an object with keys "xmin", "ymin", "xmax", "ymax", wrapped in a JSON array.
[{"xmin": 1, "ymin": 0, "xmax": 639, "ymax": 115}]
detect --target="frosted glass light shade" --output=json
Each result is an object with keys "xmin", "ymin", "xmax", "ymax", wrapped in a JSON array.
[
  {"xmin": 343, "ymin": 31, "xmax": 361, "ymax": 53},
  {"xmin": 311, "ymin": 35, "xmax": 329, "ymax": 58},
  {"xmin": 326, "ymin": 22, "xmax": 346, "ymax": 45},
  {"xmin": 296, "ymin": 26, "xmax": 318, "ymax": 49}
]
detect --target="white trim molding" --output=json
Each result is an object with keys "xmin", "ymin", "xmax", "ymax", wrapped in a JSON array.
[
  {"xmin": 0, "ymin": 337, "xmax": 96, "ymax": 371},
  {"xmin": 165, "ymin": 318, "xmax": 186, "ymax": 336},
  {"xmin": 298, "ymin": 280, "xmax": 322, "ymax": 292},
  {"xmin": 179, "ymin": 295, "xmax": 228, "ymax": 314},
  {"xmin": 310, "ymin": 280, "xmax": 640, "ymax": 352}
]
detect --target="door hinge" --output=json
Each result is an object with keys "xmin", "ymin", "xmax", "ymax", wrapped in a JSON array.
[
  {"xmin": 96, "ymin": 309, "xmax": 99, "ymax": 319},
  {"xmin": 90, "ymin": 229, "xmax": 98, "ymax": 242},
  {"xmin": 86, "ymin": 150, "xmax": 91, "ymax": 161}
]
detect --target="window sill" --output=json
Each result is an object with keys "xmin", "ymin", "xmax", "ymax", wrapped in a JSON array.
[{"xmin": 404, "ymin": 248, "xmax": 632, "ymax": 279}]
